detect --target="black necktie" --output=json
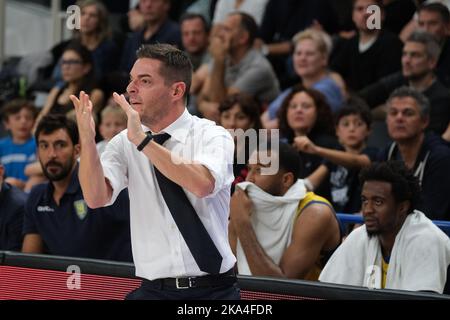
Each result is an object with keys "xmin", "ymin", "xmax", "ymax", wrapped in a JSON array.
[{"xmin": 152, "ymin": 133, "xmax": 223, "ymax": 274}]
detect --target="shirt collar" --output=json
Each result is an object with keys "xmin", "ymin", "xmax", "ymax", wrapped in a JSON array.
[
  {"xmin": 142, "ymin": 108, "xmax": 192, "ymax": 144},
  {"xmin": 66, "ymin": 163, "xmax": 81, "ymax": 195}
]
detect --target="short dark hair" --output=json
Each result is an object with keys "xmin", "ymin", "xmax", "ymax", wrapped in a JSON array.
[
  {"xmin": 35, "ymin": 114, "xmax": 79, "ymax": 145},
  {"xmin": 230, "ymin": 12, "xmax": 259, "ymax": 47},
  {"xmin": 136, "ymin": 44, "xmax": 193, "ymax": 99},
  {"xmin": 335, "ymin": 96, "xmax": 372, "ymax": 129},
  {"xmin": 277, "ymin": 142, "xmax": 301, "ymax": 181},
  {"xmin": 1, "ymin": 98, "xmax": 37, "ymax": 121},
  {"xmin": 258, "ymin": 141, "xmax": 301, "ymax": 181},
  {"xmin": 359, "ymin": 161, "xmax": 421, "ymax": 213},
  {"xmin": 219, "ymin": 93, "xmax": 262, "ymax": 130},
  {"xmin": 406, "ymin": 31, "xmax": 441, "ymax": 61},
  {"xmin": 419, "ymin": 2, "xmax": 450, "ymax": 24},
  {"xmin": 387, "ymin": 86, "xmax": 430, "ymax": 118},
  {"xmin": 64, "ymin": 41, "xmax": 94, "ymax": 70},
  {"xmin": 63, "ymin": 41, "xmax": 97, "ymax": 93},
  {"xmin": 180, "ymin": 12, "xmax": 210, "ymax": 33}
]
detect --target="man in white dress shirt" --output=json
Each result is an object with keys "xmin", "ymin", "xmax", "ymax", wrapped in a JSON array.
[{"xmin": 70, "ymin": 43, "xmax": 239, "ymax": 300}]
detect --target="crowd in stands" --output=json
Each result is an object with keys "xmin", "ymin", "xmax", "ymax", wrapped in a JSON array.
[{"xmin": 1, "ymin": 0, "xmax": 450, "ymax": 294}]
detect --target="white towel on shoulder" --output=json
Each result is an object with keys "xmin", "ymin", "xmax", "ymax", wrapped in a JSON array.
[
  {"xmin": 235, "ymin": 179, "xmax": 307, "ymax": 275},
  {"xmin": 319, "ymin": 210, "xmax": 450, "ymax": 293}
]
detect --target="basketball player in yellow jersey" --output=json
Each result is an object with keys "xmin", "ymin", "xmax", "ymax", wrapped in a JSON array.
[{"xmin": 229, "ymin": 142, "xmax": 342, "ymax": 280}]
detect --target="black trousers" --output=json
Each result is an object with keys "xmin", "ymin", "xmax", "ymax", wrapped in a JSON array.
[{"xmin": 125, "ymin": 280, "xmax": 241, "ymax": 300}]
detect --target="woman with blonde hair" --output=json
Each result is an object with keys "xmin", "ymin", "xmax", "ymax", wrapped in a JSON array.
[{"xmin": 262, "ymin": 28, "xmax": 346, "ymax": 128}]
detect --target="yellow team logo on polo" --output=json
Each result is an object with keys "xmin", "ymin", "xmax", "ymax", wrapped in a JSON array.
[{"xmin": 74, "ymin": 200, "xmax": 88, "ymax": 220}]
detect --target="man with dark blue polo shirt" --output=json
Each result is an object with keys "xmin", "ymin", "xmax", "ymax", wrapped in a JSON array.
[
  {"xmin": 120, "ymin": 0, "xmax": 181, "ymax": 73},
  {"xmin": 21, "ymin": 115, "xmax": 132, "ymax": 262},
  {"xmin": 0, "ymin": 163, "xmax": 26, "ymax": 251}
]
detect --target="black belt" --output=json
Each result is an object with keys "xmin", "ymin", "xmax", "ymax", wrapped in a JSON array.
[{"xmin": 142, "ymin": 269, "xmax": 237, "ymax": 290}]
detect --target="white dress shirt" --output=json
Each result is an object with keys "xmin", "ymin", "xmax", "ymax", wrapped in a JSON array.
[{"xmin": 101, "ymin": 109, "xmax": 236, "ymax": 280}]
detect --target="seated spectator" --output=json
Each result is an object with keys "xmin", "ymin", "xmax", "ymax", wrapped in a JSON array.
[
  {"xmin": 319, "ymin": 161, "xmax": 450, "ymax": 293},
  {"xmin": 120, "ymin": 0, "xmax": 181, "ymax": 73},
  {"xmin": 197, "ymin": 12, "xmax": 279, "ymax": 122},
  {"xmin": 417, "ymin": 2, "xmax": 450, "ymax": 87},
  {"xmin": 36, "ymin": 42, "xmax": 105, "ymax": 125},
  {"xmin": 378, "ymin": 87, "xmax": 450, "ymax": 221},
  {"xmin": 0, "ymin": 99, "xmax": 37, "ymax": 190},
  {"xmin": 359, "ymin": 31, "xmax": 450, "ymax": 136},
  {"xmin": 330, "ymin": 0, "xmax": 403, "ymax": 92},
  {"xmin": 279, "ymin": 85, "xmax": 338, "ymax": 198},
  {"xmin": 181, "ymin": 13, "xmax": 211, "ymax": 115},
  {"xmin": 96, "ymin": 104, "xmax": 127, "ymax": 155},
  {"xmin": 218, "ymin": 93, "xmax": 262, "ymax": 193},
  {"xmin": 36, "ymin": 0, "xmax": 119, "ymax": 91},
  {"xmin": 295, "ymin": 99, "xmax": 378, "ymax": 213},
  {"xmin": 22, "ymin": 115, "xmax": 132, "ymax": 262},
  {"xmin": 256, "ymin": 0, "xmax": 339, "ymax": 88},
  {"xmin": 180, "ymin": 13, "xmax": 211, "ymax": 71},
  {"xmin": 118, "ymin": 0, "xmax": 190, "ymax": 36},
  {"xmin": 229, "ymin": 142, "xmax": 342, "ymax": 280},
  {"xmin": 0, "ymin": 163, "xmax": 27, "ymax": 251},
  {"xmin": 262, "ymin": 28, "xmax": 346, "ymax": 129}
]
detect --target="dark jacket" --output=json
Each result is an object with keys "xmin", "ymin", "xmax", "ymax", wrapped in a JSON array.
[
  {"xmin": 0, "ymin": 182, "xmax": 27, "ymax": 251},
  {"xmin": 378, "ymin": 133, "xmax": 450, "ymax": 221}
]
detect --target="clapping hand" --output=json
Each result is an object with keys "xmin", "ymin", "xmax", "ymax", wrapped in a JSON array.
[
  {"xmin": 70, "ymin": 91, "xmax": 96, "ymax": 143},
  {"xmin": 112, "ymin": 92, "xmax": 146, "ymax": 146}
]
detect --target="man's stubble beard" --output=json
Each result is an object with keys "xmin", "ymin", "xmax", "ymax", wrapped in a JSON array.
[
  {"xmin": 404, "ymin": 69, "xmax": 431, "ymax": 83},
  {"xmin": 140, "ymin": 104, "xmax": 171, "ymax": 128},
  {"xmin": 41, "ymin": 158, "xmax": 75, "ymax": 182}
]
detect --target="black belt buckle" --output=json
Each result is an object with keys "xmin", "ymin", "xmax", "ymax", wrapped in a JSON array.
[{"xmin": 176, "ymin": 277, "xmax": 196, "ymax": 289}]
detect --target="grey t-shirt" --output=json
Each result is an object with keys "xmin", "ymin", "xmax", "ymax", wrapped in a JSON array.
[{"xmin": 223, "ymin": 49, "xmax": 280, "ymax": 103}]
